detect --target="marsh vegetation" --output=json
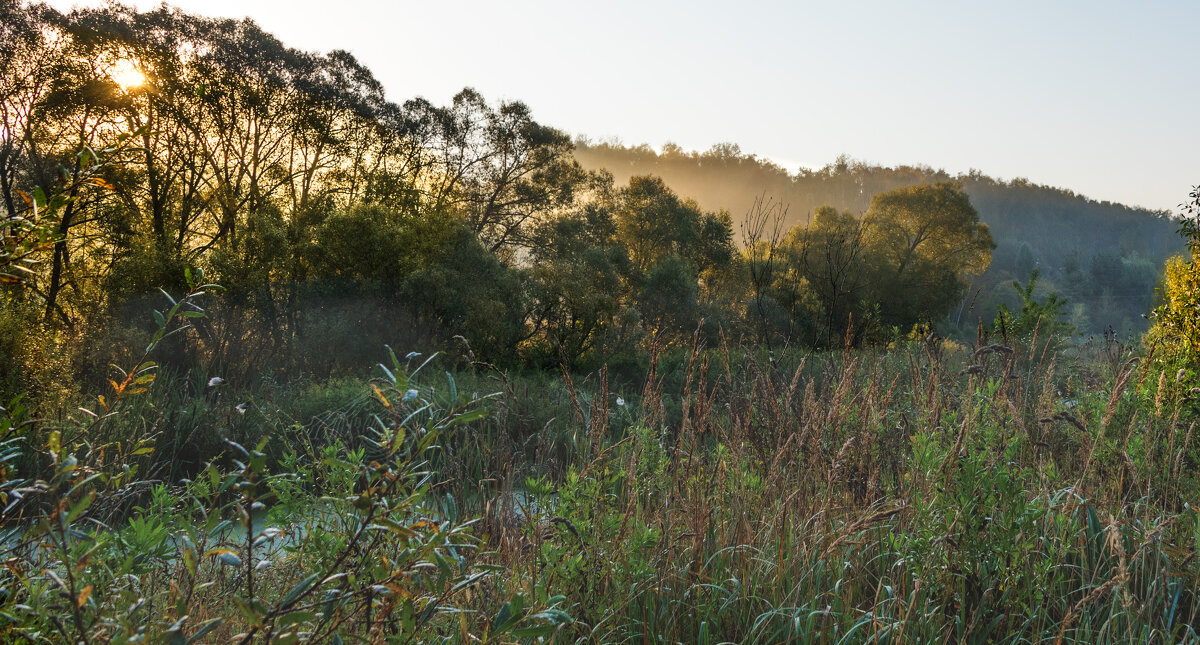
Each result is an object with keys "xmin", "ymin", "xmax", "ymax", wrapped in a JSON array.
[{"xmin": 3, "ymin": 3, "xmax": 1200, "ymax": 642}]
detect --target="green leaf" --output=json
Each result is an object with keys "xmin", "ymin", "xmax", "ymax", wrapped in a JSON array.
[
  {"xmin": 276, "ymin": 610, "xmax": 316, "ymax": 628},
  {"xmin": 446, "ymin": 407, "xmax": 489, "ymax": 427},
  {"xmin": 449, "ymin": 571, "xmax": 487, "ymax": 594},
  {"xmin": 64, "ymin": 491, "xmax": 96, "ymax": 523},
  {"xmin": 280, "ymin": 574, "xmax": 319, "ymax": 608},
  {"xmin": 165, "ymin": 616, "xmax": 188, "ymax": 645},
  {"xmin": 434, "ymin": 551, "xmax": 452, "ymax": 582},
  {"xmin": 489, "ymin": 594, "xmax": 523, "ymax": 633},
  {"xmin": 417, "ymin": 599, "xmax": 438, "ymax": 625},
  {"xmin": 208, "ymin": 549, "xmax": 241, "ymax": 567},
  {"xmin": 232, "ymin": 597, "xmax": 265, "ymax": 628},
  {"xmin": 185, "ymin": 618, "xmax": 223, "ymax": 645},
  {"xmin": 512, "ymin": 624, "xmax": 557, "ymax": 638}
]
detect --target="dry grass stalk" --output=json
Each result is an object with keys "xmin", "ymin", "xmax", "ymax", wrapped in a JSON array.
[
  {"xmin": 677, "ymin": 320, "xmax": 705, "ymax": 454},
  {"xmin": 586, "ymin": 365, "xmax": 609, "ymax": 461},
  {"xmin": 560, "ymin": 363, "xmax": 585, "ymax": 427},
  {"xmin": 818, "ymin": 503, "xmax": 905, "ymax": 561}
]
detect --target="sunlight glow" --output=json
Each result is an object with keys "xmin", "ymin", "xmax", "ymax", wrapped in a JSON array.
[{"xmin": 109, "ymin": 59, "xmax": 145, "ymax": 89}]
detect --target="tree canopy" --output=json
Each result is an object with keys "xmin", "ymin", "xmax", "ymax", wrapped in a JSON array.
[
  {"xmin": 0, "ymin": 1, "xmax": 1037, "ymax": 386},
  {"xmin": 862, "ymin": 181, "xmax": 995, "ymax": 330}
]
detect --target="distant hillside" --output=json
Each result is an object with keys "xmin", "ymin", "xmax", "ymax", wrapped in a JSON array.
[{"xmin": 574, "ymin": 140, "xmax": 1184, "ymax": 336}]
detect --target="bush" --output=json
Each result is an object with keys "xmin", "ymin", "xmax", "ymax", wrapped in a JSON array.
[{"xmin": 0, "ymin": 290, "xmax": 572, "ymax": 643}]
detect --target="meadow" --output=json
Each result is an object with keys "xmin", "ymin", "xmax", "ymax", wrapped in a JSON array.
[{"xmin": 4, "ymin": 301, "xmax": 1200, "ymax": 643}]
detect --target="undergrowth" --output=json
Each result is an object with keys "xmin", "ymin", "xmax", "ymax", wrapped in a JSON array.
[
  {"xmin": 474, "ymin": 330, "xmax": 1200, "ymax": 643},
  {"xmin": 2, "ymin": 299, "xmax": 1200, "ymax": 642}
]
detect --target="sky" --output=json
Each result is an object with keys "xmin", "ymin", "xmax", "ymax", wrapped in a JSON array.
[{"xmin": 44, "ymin": 0, "xmax": 1200, "ymax": 213}]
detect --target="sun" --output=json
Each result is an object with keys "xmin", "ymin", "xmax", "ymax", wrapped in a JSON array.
[{"xmin": 109, "ymin": 59, "xmax": 145, "ymax": 90}]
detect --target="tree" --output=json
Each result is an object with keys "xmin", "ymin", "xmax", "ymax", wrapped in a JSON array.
[
  {"xmin": 401, "ymin": 223, "xmax": 526, "ymax": 363},
  {"xmin": 740, "ymin": 194, "xmax": 788, "ymax": 348},
  {"xmin": 861, "ymin": 182, "xmax": 995, "ymax": 333},
  {"xmin": 615, "ymin": 175, "xmax": 732, "ymax": 274},
  {"xmin": 782, "ymin": 205, "xmax": 869, "ymax": 346},
  {"xmin": 1148, "ymin": 185, "xmax": 1200, "ymax": 360},
  {"xmin": 993, "ymin": 268, "xmax": 1073, "ymax": 342},
  {"xmin": 614, "ymin": 175, "xmax": 734, "ymax": 338},
  {"xmin": 526, "ymin": 190, "xmax": 630, "ymax": 366},
  {"xmin": 429, "ymin": 90, "xmax": 587, "ymax": 256}
]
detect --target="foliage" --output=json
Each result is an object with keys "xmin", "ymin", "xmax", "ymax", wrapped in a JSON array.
[
  {"xmin": 576, "ymin": 140, "xmax": 1182, "ymax": 336},
  {"xmin": 0, "ymin": 2, "xmax": 1018, "ymax": 379},
  {"xmin": 769, "ymin": 183, "xmax": 994, "ymax": 346},
  {"xmin": 862, "ymin": 181, "xmax": 995, "ymax": 334},
  {"xmin": 1149, "ymin": 185, "xmax": 1200, "ymax": 360},
  {"xmin": 994, "ymin": 268, "xmax": 1075, "ymax": 342},
  {"xmin": 473, "ymin": 331, "xmax": 1200, "ymax": 643},
  {"xmin": 0, "ymin": 292, "xmax": 571, "ymax": 643},
  {"xmin": 526, "ymin": 195, "xmax": 631, "ymax": 367},
  {"xmin": 779, "ymin": 205, "xmax": 868, "ymax": 345},
  {"xmin": 1152, "ymin": 255, "xmax": 1200, "ymax": 358},
  {"xmin": 2, "ymin": 3, "xmax": 1195, "ymax": 643}
]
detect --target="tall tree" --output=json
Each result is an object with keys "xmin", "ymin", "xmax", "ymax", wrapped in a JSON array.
[
  {"xmin": 783, "ymin": 205, "xmax": 869, "ymax": 345},
  {"xmin": 861, "ymin": 182, "xmax": 994, "ymax": 332}
]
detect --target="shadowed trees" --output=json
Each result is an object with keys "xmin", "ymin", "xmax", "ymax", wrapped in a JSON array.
[
  {"xmin": 2, "ymin": 1, "xmax": 1008, "ymax": 385},
  {"xmin": 524, "ymin": 174, "xmax": 735, "ymax": 366},
  {"xmin": 770, "ymin": 183, "xmax": 994, "ymax": 346}
]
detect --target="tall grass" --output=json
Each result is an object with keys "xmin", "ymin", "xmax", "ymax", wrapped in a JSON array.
[
  {"xmin": 472, "ymin": 329, "xmax": 1200, "ymax": 643},
  {"xmin": 4, "ymin": 305, "xmax": 1199, "ymax": 642}
]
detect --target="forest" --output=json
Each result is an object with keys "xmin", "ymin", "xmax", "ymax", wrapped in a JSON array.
[
  {"xmin": 3, "ymin": 2, "xmax": 1200, "ymax": 643},
  {"xmin": 574, "ymin": 141, "xmax": 1183, "ymax": 338}
]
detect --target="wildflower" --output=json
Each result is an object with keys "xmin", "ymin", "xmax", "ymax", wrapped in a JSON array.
[
  {"xmin": 616, "ymin": 396, "xmax": 625, "ymax": 407},
  {"xmin": 235, "ymin": 402, "xmax": 247, "ymax": 415},
  {"xmin": 207, "ymin": 376, "xmax": 224, "ymax": 387}
]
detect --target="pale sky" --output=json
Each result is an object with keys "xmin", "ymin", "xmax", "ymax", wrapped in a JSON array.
[{"xmin": 44, "ymin": 0, "xmax": 1200, "ymax": 213}]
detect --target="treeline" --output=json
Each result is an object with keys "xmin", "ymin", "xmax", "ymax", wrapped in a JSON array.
[
  {"xmin": 0, "ymin": 2, "xmax": 1065, "ymax": 403},
  {"xmin": 575, "ymin": 141, "xmax": 1183, "ymax": 335}
]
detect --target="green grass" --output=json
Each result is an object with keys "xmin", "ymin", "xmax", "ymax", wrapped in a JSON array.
[
  {"xmin": 467, "ymin": 335, "xmax": 1200, "ymax": 643},
  {"xmin": 3, "ymin": 330, "xmax": 1200, "ymax": 643}
]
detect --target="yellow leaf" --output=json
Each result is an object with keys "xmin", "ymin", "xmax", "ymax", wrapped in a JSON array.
[
  {"xmin": 76, "ymin": 585, "xmax": 92, "ymax": 608},
  {"xmin": 373, "ymin": 384, "xmax": 391, "ymax": 409}
]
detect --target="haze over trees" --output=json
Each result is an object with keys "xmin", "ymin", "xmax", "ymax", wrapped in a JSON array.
[
  {"xmin": 575, "ymin": 140, "xmax": 1182, "ymax": 337},
  {"xmin": 0, "ymin": 1, "xmax": 1027, "ymax": 389}
]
